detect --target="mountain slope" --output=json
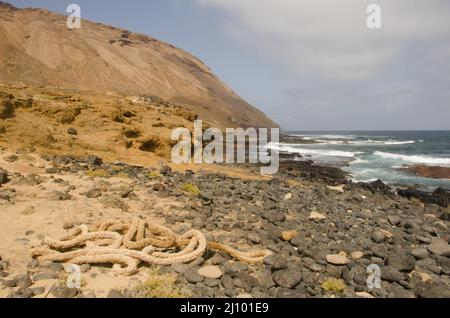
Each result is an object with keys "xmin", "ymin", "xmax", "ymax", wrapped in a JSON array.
[{"xmin": 0, "ymin": 2, "xmax": 277, "ymax": 129}]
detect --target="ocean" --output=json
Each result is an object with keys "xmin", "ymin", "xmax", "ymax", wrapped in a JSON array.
[{"xmin": 270, "ymin": 131, "xmax": 450, "ymax": 190}]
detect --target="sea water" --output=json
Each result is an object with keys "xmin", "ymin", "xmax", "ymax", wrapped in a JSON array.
[{"xmin": 270, "ymin": 131, "xmax": 450, "ymax": 190}]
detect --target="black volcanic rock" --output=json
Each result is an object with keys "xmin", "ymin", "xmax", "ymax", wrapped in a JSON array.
[
  {"xmin": 279, "ymin": 160, "xmax": 347, "ymax": 185},
  {"xmin": 358, "ymin": 179, "xmax": 392, "ymax": 194},
  {"xmin": 398, "ymin": 187, "xmax": 449, "ymax": 207}
]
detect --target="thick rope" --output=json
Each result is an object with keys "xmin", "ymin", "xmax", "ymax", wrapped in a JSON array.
[{"xmin": 31, "ymin": 217, "xmax": 273, "ymax": 275}]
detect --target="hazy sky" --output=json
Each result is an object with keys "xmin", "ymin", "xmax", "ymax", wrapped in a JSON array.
[{"xmin": 8, "ymin": 0, "xmax": 450, "ymax": 130}]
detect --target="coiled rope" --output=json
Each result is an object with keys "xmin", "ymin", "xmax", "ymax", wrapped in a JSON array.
[{"xmin": 31, "ymin": 217, "xmax": 272, "ymax": 275}]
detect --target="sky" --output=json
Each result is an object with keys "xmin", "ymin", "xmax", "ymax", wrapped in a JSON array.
[{"xmin": 7, "ymin": 0, "xmax": 450, "ymax": 130}]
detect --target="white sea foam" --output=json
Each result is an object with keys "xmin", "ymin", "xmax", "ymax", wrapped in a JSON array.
[
  {"xmin": 287, "ymin": 134, "xmax": 355, "ymax": 140},
  {"xmin": 382, "ymin": 140, "xmax": 416, "ymax": 145},
  {"xmin": 314, "ymin": 139, "xmax": 415, "ymax": 146},
  {"xmin": 351, "ymin": 158, "xmax": 369, "ymax": 164},
  {"xmin": 269, "ymin": 143, "xmax": 361, "ymax": 158},
  {"xmin": 374, "ymin": 151, "xmax": 450, "ymax": 165}
]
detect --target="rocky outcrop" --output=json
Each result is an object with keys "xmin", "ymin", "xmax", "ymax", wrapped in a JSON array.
[
  {"xmin": 279, "ymin": 160, "xmax": 348, "ymax": 185},
  {"xmin": 397, "ymin": 187, "xmax": 449, "ymax": 208},
  {"xmin": 399, "ymin": 165, "xmax": 450, "ymax": 180}
]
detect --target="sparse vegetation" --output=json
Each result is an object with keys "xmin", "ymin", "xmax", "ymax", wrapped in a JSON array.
[
  {"xmin": 123, "ymin": 127, "xmax": 141, "ymax": 138},
  {"xmin": 115, "ymin": 172, "xmax": 130, "ymax": 179},
  {"xmin": 125, "ymin": 267, "xmax": 191, "ymax": 298},
  {"xmin": 147, "ymin": 171, "xmax": 161, "ymax": 179},
  {"xmin": 321, "ymin": 278, "xmax": 347, "ymax": 294},
  {"xmin": 139, "ymin": 137, "xmax": 160, "ymax": 152},
  {"xmin": 182, "ymin": 183, "xmax": 200, "ymax": 196},
  {"xmin": 86, "ymin": 169, "xmax": 110, "ymax": 178}
]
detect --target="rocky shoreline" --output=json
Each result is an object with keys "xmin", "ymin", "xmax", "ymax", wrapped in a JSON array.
[{"xmin": 0, "ymin": 152, "xmax": 449, "ymax": 298}]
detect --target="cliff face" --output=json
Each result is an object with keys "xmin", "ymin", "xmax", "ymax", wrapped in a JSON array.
[{"xmin": 0, "ymin": 2, "xmax": 278, "ymax": 129}]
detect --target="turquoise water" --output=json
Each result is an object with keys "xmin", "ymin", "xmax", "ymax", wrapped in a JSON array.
[{"xmin": 274, "ymin": 131, "xmax": 450, "ymax": 189}]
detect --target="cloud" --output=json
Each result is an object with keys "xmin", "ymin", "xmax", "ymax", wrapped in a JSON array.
[{"xmin": 195, "ymin": 0, "xmax": 450, "ymax": 81}]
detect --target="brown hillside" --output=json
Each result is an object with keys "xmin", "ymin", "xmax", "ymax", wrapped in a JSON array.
[{"xmin": 0, "ymin": 2, "xmax": 277, "ymax": 129}]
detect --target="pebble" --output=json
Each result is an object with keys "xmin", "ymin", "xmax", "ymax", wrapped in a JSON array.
[
  {"xmin": 326, "ymin": 254, "xmax": 350, "ymax": 265},
  {"xmin": 33, "ymin": 272, "xmax": 57, "ymax": 281},
  {"xmin": 410, "ymin": 248, "xmax": 429, "ymax": 260},
  {"xmin": 351, "ymin": 251, "xmax": 364, "ymax": 259},
  {"xmin": 309, "ymin": 211, "xmax": 326, "ymax": 222},
  {"xmin": 85, "ymin": 188, "xmax": 102, "ymax": 198},
  {"xmin": 427, "ymin": 238, "xmax": 450, "ymax": 257},
  {"xmin": 204, "ymin": 278, "xmax": 220, "ymax": 287},
  {"xmin": 281, "ymin": 230, "xmax": 297, "ymax": 242},
  {"xmin": 184, "ymin": 269, "xmax": 204, "ymax": 283},
  {"xmin": 387, "ymin": 215, "xmax": 401, "ymax": 226},
  {"xmin": 198, "ymin": 265, "xmax": 223, "ymax": 279},
  {"xmin": 387, "ymin": 253, "xmax": 416, "ymax": 272},
  {"xmin": 371, "ymin": 230, "xmax": 386, "ymax": 243},
  {"xmin": 271, "ymin": 268, "xmax": 302, "ymax": 289},
  {"xmin": 51, "ymin": 285, "xmax": 78, "ymax": 298}
]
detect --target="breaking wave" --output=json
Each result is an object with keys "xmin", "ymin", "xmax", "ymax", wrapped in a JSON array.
[{"xmin": 374, "ymin": 151, "xmax": 450, "ymax": 166}]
